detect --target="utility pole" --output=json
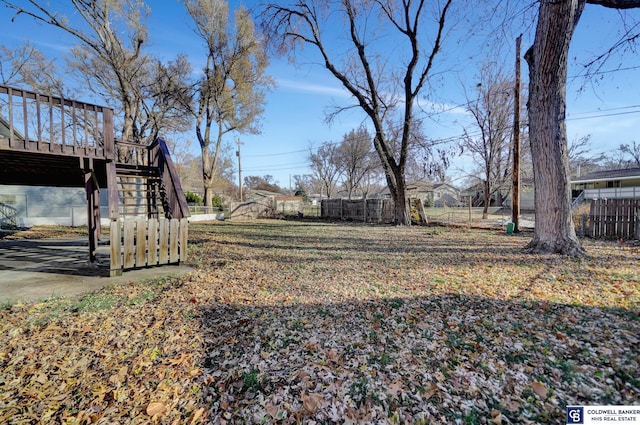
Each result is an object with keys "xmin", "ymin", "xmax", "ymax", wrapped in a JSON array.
[
  {"xmin": 236, "ymin": 139, "xmax": 243, "ymax": 202},
  {"xmin": 512, "ymin": 34, "xmax": 522, "ymax": 233}
]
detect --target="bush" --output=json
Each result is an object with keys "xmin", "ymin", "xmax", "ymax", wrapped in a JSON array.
[
  {"xmin": 212, "ymin": 195, "xmax": 223, "ymax": 209},
  {"xmin": 185, "ymin": 192, "xmax": 203, "ymax": 205}
]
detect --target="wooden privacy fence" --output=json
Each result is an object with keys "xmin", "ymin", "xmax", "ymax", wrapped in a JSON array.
[
  {"xmin": 321, "ymin": 198, "xmax": 396, "ymax": 223},
  {"xmin": 588, "ymin": 199, "xmax": 639, "ymax": 239},
  {"xmin": 110, "ymin": 217, "xmax": 188, "ymax": 276}
]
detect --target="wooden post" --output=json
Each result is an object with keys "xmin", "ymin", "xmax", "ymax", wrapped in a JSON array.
[
  {"xmin": 512, "ymin": 34, "xmax": 522, "ymax": 232},
  {"xmin": 106, "ymin": 161, "xmax": 119, "ymax": 220},
  {"xmin": 84, "ymin": 160, "xmax": 100, "ymax": 263},
  {"xmin": 110, "ymin": 220, "xmax": 122, "ymax": 276},
  {"xmin": 103, "ymin": 108, "xmax": 114, "ymax": 159}
]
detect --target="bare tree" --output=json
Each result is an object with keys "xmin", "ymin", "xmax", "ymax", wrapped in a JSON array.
[
  {"xmin": 3, "ymin": 0, "xmax": 168, "ymax": 144},
  {"xmin": 0, "ymin": 42, "xmax": 65, "ymax": 95},
  {"xmin": 461, "ymin": 66, "xmax": 514, "ymax": 218},
  {"xmin": 337, "ymin": 126, "xmax": 377, "ymax": 199},
  {"xmin": 618, "ymin": 141, "xmax": 640, "ymax": 167},
  {"xmin": 568, "ymin": 135, "xmax": 607, "ymax": 177},
  {"xmin": 261, "ymin": 0, "xmax": 455, "ymax": 225},
  {"xmin": 244, "ymin": 175, "xmax": 282, "ymax": 192},
  {"xmin": 184, "ymin": 0, "xmax": 273, "ymax": 207},
  {"xmin": 309, "ymin": 141, "xmax": 342, "ymax": 198},
  {"xmin": 524, "ymin": 0, "xmax": 640, "ymax": 255}
]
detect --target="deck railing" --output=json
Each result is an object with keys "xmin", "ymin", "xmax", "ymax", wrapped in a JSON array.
[
  {"xmin": 0, "ymin": 85, "xmax": 114, "ymax": 159},
  {"xmin": 584, "ymin": 187, "xmax": 640, "ymax": 200}
]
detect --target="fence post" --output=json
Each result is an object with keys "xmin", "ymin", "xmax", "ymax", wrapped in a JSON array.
[{"xmin": 363, "ymin": 199, "xmax": 367, "ymax": 223}]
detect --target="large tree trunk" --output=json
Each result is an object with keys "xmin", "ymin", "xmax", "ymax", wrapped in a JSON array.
[
  {"xmin": 482, "ymin": 180, "xmax": 490, "ymax": 219},
  {"xmin": 525, "ymin": 0, "xmax": 585, "ymax": 255},
  {"xmin": 394, "ymin": 176, "xmax": 409, "ymax": 226},
  {"xmin": 381, "ymin": 156, "xmax": 410, "ymax": 225},
  {"xmin": 201, "ymin": 145, "xmax": 214, "ymax": 208}
]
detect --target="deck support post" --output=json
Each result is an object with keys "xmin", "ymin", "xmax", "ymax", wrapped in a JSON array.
[{"xmin": 82, "ymin": 157, "xmax": 101, "ymax": 263}]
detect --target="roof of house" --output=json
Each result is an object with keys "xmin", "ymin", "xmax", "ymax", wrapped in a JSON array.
[
  {"xmin": 572, "ymin": 167, "xmax": 640, "ymax": 184},
  {"xmin": 378, "ymin": 181, "xmax": 458, "ymax": 195},
  {"xmin": 246, "ymin": 189, "xmax": 283, "ymax": 198}
]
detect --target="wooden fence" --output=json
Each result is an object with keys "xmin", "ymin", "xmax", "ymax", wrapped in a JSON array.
[
  {"xmin": 321, "ymin": 198, "xmax": 396, "ymax": 223},
  {"xmin": 588, "ymin": 199, "xmax": 639, "ymax": 239},
  {"xmin": 109, "ymin": 217, "xmax": 188, "ymax": 276}
]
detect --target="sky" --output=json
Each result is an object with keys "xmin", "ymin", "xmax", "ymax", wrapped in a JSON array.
[{"xmin": 1, "ymin": 1, "xmax": 640, "ymax": 190}]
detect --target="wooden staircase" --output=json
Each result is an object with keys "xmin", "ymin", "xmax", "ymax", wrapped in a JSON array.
[
  {"xmin": 106, "ymin": 138, "xmax": 190, "ymax": 275},
  {"xmin": 115, "ymin": 164, "xmax": 168, "ymax": 219}
]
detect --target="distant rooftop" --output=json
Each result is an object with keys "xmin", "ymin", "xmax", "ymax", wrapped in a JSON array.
[{"xmin": 572, "ymin": 167, "xmax": 640, "ymax": 183}]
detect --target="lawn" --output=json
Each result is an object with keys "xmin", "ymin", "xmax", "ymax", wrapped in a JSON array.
[{"xmin": 1, "ymin": 221, "xmax": 638, "ymax": 424}]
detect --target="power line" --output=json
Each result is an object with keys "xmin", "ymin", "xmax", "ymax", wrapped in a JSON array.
[
  {"xmin": 567, "ymin": 109, "xmax": 640, "ymax": 121},
  {"xmin": 568, "ymin": 104, "xmax": 640, "ymax": 116},
  {"xmin": 243, "ymin": 147, "xmax": 309, "ymax": 158},
  {"xmin": 568, "ymin": 64, "xmax": 640, "ymax": 79}
]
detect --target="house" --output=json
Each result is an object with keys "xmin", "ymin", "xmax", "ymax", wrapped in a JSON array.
[
  {"xmin": 376, "ymin": 181, "xmax": 461, "ymax": 207},
  {"xmin": 242, "ymin": 189, "xmax": 304, "ymax": 216},
  {"xmin": 571, "ymin": 167, "xmax": 640, "ymax": 200},
  {"xmin": 460, "ymin": 182, "xmax": 510, "ymax": 208}
]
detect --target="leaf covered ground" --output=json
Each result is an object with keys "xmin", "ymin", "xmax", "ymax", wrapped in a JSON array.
[{"xmin": 1, "ymin": 221, "xmax": 638, "ymax": 424}]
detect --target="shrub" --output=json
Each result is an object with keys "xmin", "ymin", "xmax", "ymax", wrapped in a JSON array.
[{"xmin": 185, "ymin": 192, "xmax": 203, "ymax": 205}]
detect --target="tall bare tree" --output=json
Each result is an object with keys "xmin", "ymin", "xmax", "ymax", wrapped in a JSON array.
[
  {"xmin": 3, "ymin": 0, "xmax": 164, "ymax": 144},
  {"xmin": 184, "ymin": 0, "xmax": 272, "ymax": 207},
  {"xmin": 462, "ymin": 66, "xmax": 515, "ymax": 219},
  {"xmin": 525, "ymin": 0, "xmax": 640, "ymax": 255},
  {"xmin": 309, "ymin": 141, "xmax": 342, "ymax": 198},
  {"xmin": 3, "ymin": 0, "xmax": 192, "ymax": 146},
  {"xmin": 261, "ymin": 0, "xmax": 454, "ymax": 225},
  {"xmin": 337, "ymin": 126, "xmax": 377, "ymax": 199}
]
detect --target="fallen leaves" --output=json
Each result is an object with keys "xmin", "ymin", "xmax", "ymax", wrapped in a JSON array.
[
  {"xmin": 0, "ymin": 221, "xmax": 638, "ymax": 424},
  {"xmin": 531, "ymin": 381, "xmax": 548, "ymax": 399},
  {"xmin": 146, "ymin": 401, "xmax": 167, "ymax": 416}
]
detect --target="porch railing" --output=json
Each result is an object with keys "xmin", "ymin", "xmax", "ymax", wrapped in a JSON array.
[
  {"xmin": 583, "ymin": 187, "xmax": 640, "ymax": 200},
  {"xmin": 0, "ymin": 84, "xmax": 114, "ymax": 159}
]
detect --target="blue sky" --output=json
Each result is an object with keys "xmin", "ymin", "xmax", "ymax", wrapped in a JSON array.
[{"xmin": 1, "ymin": 1, "xmax": 639, "ymax": 190}]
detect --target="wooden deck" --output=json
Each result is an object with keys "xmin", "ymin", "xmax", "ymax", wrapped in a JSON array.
[
  {"xmin": 0, "ymin": 85, "xmax": 114, "ymax": 160},
  {"xmin": 1, "ymin": 84, "xmax": 189, "ymax": 275}
]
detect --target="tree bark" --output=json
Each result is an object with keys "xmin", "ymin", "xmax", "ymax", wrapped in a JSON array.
[{"xmin": 525, "ymin": 0, "xmax": 586, "ymax": 255}]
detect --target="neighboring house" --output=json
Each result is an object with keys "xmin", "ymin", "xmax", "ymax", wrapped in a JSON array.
[
  {"xmin": 307, "ymin": 193, "xmax": 328, "ymax": 206},
  {"xmin": 245, "ymin": 189, "xmax": 283, "ymax": 202},
  {"xmin": 243, "ymin": 189, "xmax": 303, "ymax": 216},
  {"xmin": 429, "ymin": 183, "xmax": 461, "ymax": 207},
  {"xmin": 460, "ymin": 182, "xmax": 509, "ymax": 208},
  {"xmin": 376, "ymin": 181, "xmax": 461, "ymax": 207},
  {"xmin": 571, "ymin": 167, "xmax": 640, "ymax": 200},
  {"xmin": 0, "ymin": 115, "xmax": 24, "ymax": 140}
]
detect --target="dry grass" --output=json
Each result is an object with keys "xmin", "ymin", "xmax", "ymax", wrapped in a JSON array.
[{"xmin": 1, "ymin": 220, "xmax": 638, "ymax": 424}]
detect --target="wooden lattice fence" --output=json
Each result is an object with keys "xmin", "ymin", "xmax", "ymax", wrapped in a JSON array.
[
  {"xmin": 588, "ymin": 199, "xmax": 639, "ymax": 239},
  {"xmin": 110, "ymin": 217, "xmax": 188, "ymax": 276}
]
